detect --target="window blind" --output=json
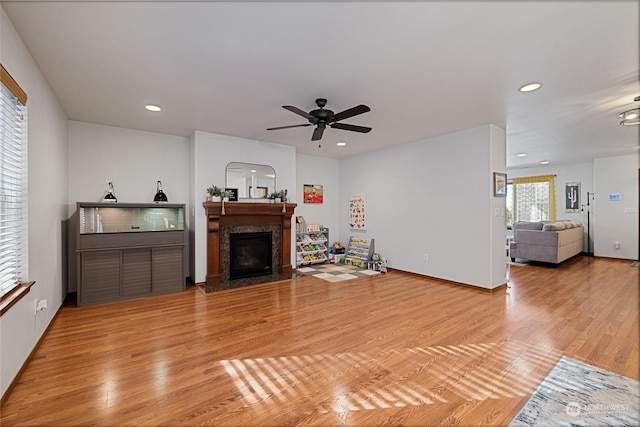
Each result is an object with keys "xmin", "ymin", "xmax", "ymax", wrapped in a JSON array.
[{"xmin": 0, "ymin": 82, "xmax": 28, "ymax": 297}]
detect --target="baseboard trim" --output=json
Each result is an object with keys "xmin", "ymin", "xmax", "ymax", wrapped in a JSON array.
[
  {"xmin": 1, "ymin": 297, "xmax": 64, "ymax": 408},
  {"xmin": 387, "ymin": 268, "xmax": 506, "ymax": 292}
]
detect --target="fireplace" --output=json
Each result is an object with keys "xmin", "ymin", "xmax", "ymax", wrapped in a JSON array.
[
  {"xmin": 203, "ymin": 202, "xmax": 297, "ymax": 291},
  {"xmin": 229, "ymin": 232, "xmax": 272, "ymax": 280}
]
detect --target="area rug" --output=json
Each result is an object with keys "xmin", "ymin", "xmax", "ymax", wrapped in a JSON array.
[
  {"xmin": 509, "ymin": 356, "xmax": 639, "ymax": 426},
  {"xmin": 297, "ymin": 263, "xmax": 381, "ymax": 282}
]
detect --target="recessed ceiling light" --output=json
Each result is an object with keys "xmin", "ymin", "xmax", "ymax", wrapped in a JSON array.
[
  {"xmin": 516, "ymin": 153, "xmax": 527, "ymax": 157},
  {"xmin": 336, "ymin": 142, "xmax": 347, "ymax": 147},
  {"xmin": 540, "ymin": 160, "xmax": 550, "ymax": 165},
  {"xmin": 519, "ymin": 82, "xmax": 542, "ymax": 93},
  {"xmin": 250, "ymin": 169, "xmax": 257, "ymax": 173},
  {"xmin": 144, "ymin": 104, "xmax": 162, "ymax": 112}
]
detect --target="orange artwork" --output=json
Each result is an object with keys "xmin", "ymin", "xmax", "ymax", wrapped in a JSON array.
[{"xmin": 303, "ymin": 184, "xmax": 324, "ymax": 204}]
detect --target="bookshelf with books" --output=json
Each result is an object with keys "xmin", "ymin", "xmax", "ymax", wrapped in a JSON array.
[{"xmin": 295, "ymin": 216, "xmax": 329, "ymax": 267}]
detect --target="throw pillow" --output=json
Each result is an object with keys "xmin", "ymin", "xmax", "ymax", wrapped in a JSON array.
[{"xmin": 542, "ymin": 222, "xmax": 566, "ymax": 231}]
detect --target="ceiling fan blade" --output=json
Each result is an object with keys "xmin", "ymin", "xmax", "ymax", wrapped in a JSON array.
[
  {"xmin": 267, "ymin": 123, "xmax": 312, "ymax": 131},
  {"xmin": 283, "ymin": 105, "xmax": 315, "ymax": 120},
  {"xmin": 331, "ymin": 104, "xmax": 370, "ymax": 122},
  {"xmin": 330, "ymin": 122, "xmax": 372, "ymax": 133},
  {"xmin": 311, "ymin": 126, "xmax": 325, "ymax": 141}
]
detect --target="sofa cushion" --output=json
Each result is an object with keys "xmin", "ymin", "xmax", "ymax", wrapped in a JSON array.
[
  {"xmin": 514, "ymin": 221, "xmax": 544, "ymax": 231},
  {"xmin": 542, "ymin": 221, "xmax": 566, "ymax": 231}
]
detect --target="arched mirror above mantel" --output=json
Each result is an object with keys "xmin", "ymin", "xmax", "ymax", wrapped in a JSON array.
[{"xmin": 225, "ymin": 162, "xmax": 276, "ymax": 200}]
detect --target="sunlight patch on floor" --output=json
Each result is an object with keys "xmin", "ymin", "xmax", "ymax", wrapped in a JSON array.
[{"xmin": 220, "ymin": 341, "xmax": 561, "ymax": 414}]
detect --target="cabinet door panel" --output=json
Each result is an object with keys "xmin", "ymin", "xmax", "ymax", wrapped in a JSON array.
[
  {"xmin": 81, "ymin": 251, "xmax": 121, "ymax": 305},
  {"xmin": 152, "ymin": 246, "xmax": 184, "ymax": 293},
  {"xmin": 122, "ymin": 248, "xmax": 152, "ymax": 296}
]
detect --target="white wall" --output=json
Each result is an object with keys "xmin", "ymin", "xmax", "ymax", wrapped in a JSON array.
[
  {"xmin": 68, "ymin": 121, "xmax": 190, "ymax": 206},
  {"xmin": 67, "ymin": 121, "xmax": 191, "ymax": 290},
  {"xmin": 489, "ymin": 125, "xmax": 508, "ymax": 286},
  {"xmin": 339, "ymin": 125, "xmax": 506, "ymax": 289},
  {"xmin": 1, "ymin": 7, "xmax": 69, "ymax": 399},
  {"xmin": 295, "ymin": 154, "xmax": 340, "ymax": 244},
  {"xmin": 509, "ymin": 161, "xmax": 595, "ymax": 252},
  {"xmin": 594, "ymin": 153, "xmax": 639, "ymax": 259},
  {"xmin": 191, "ymin": 131, "xmax": 296, "ymax": 283}
]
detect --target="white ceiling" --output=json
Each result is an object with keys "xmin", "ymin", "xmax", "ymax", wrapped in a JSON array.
[{"xmin": 3, "ymin": 1, "xmax": 639, "ymax": 168}]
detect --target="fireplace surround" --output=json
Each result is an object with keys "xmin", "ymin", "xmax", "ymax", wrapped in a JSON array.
[{"xmin": 203, "ymin": 202, "xmax": 297, "ymax": 291}]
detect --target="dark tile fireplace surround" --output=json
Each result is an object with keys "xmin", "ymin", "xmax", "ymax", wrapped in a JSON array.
[{"xmin": 202, "ymin": 202, "xmax": 298, "ymax": 292}]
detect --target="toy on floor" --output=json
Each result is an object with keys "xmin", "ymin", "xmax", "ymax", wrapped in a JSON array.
[{"xmin": 367, "ymin": 253, "xmax": 387, "ymax": 273}]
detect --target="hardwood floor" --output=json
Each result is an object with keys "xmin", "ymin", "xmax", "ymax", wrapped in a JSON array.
[{"xmin": 1, "ymin": 257, "xmax": 638, "ymax": 426}]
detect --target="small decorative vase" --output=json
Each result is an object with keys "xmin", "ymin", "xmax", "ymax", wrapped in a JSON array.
[
  {"xmin": 211, "ymin": 196, "xmax": 222, "ymax": 202},
  {"xmin": 275, "ymin": 198, "xmax": 281, "ymax": 203},
  {"xmin": 223, "ymin": 197, "xmax": 229, "ymax": 202}
]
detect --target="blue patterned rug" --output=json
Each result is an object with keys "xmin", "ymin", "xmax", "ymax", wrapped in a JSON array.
[{"xmin": 509, "ymin": 356, "xmax": 639, "ymax": 426}]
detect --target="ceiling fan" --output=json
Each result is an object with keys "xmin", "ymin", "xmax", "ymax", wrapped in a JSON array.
[{"xmin": 267, "ymin": 98, "xmax": 371, "ymax": 142}]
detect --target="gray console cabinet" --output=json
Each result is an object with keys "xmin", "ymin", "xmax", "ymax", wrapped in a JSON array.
[{"xmin": 76, "ymin": 202, "xmax": 186, "ymax": 306}]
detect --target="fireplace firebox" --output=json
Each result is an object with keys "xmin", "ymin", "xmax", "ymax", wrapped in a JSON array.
[{"xmin": 229, "ymin": 232, "xmax": 272, "ymax": 280}]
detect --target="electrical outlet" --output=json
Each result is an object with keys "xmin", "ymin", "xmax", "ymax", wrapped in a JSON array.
[
  {"xmin": 423, "ymin": 253, "xmax": 429, "ymax": 261},
  {"xmin": 35, "ymin": 299, "xmax": 48, "ymax": 314}
]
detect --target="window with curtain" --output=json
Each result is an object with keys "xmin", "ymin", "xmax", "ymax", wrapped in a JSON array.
[
  {"xmin": 509, "ymin": 175, "xmax": 556, "ymax": 225},
  {"xmin": 1, "ymin": 64, "xmax": 28, "ymax": 298}
]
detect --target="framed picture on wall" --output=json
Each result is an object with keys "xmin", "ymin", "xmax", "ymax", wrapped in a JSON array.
[
  {"xmin": 349, "ymin": 195, "xmax": 366, "ymax": 230},
  {"xmin": 493, "ymin": 172, "xmax": 507, "ymax": 197},
  {"xmin": 303, "ymin": 184, "xmax": 323, "ymax": 204},
  {"xmin": 565, "ymin": 182, "xmax": 580, "ymax": 212}
]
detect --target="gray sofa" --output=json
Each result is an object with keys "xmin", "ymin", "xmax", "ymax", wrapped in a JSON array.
[{"xmin": 509, "ymin": 220, "xmax": 584, "ymax": 264}]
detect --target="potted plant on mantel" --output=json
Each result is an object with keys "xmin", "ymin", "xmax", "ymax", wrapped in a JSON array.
[
  {"xmin": 268, "ymin": 191, "xmax": 281, "ymax": 203},
  {"xmin": 207, "ymin": 185, "xmax": 222, "ymax": 202},
  {"xmin": 267, "ymin": 190, "xmax": 288, "ymax": 203}
]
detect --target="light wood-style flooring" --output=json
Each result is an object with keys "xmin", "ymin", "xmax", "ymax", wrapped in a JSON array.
[{"xmin": 1, "ymin": 256, "xmax": 638, "ymax": 426}]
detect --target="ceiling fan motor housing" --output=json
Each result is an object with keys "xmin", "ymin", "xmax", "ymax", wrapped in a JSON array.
[
  {"xmin": 309, "ymin": 108, "xmax": 334, "ymax": 123},
  {"xmin": 267, "ymin": 97, "xmax": 371, "ymax": 141}
]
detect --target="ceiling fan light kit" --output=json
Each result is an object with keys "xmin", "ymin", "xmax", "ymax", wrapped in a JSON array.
[
  {"xmin": 619, "ymin": 96, "xmax": 640, "ymax": 126},
  {"xmin": 267, "ymin": 98, "xmax": 371, "ymax": 144}
]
